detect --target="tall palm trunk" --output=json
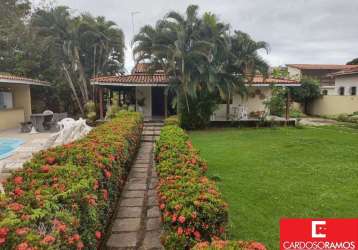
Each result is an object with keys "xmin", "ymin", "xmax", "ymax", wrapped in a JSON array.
[
  {"xmin": 62, "ymin": 63, "xmax": 85, "ymax": 115},
  {"xmin": 226, "ymin": 93, "xmax": 231, "ymax": 120}
]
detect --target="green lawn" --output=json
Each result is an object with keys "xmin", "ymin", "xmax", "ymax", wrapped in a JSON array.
[{"xmin": 189, "ymin": 126, "xmax": 358, "ymax": 250}]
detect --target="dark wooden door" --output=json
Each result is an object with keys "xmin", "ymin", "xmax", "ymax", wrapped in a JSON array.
[{"xmin": 151, "ymin": 87, "xmax": 165, "ymax": 116}]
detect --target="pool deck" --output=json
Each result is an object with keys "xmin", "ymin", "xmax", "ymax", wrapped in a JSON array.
[{"xmin": 0, "ymin": 128, "xmax": 55, "ymax": 182}]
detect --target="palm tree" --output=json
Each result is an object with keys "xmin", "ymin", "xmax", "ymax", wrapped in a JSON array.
[
  {"xmin": 31, "ymin": 7, "xmax": 125, "ymax": 114},
  {"xmin": 133, "ymin": 5, "xmax": 213, "ymax": 112}
]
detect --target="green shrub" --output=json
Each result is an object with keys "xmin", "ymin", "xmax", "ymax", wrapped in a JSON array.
[
  {"xmin": 0, "ymin": 112, "xmax": 143, "ymax": 249},
  {"xmin": 164, "ymin": 115, "xmax": 181, "ymax": 126},
  {"xmin": 155, "ymin": 125, "xmax": 228, "ymax": 249},
  {"xmin": 193, "ymin": 240, "xmax": 267, "ymax": 250}
]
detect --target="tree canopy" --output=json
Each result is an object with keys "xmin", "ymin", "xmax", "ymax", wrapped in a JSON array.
[
  {"xmin": 346, "ymin": 58, "xmax": 358, "ymax": 65},
  {"xmin": 0, "ymin": 1, "xmax": 125, "ymax": 115},
  {"xmin": 133, "ymin": 5, "xmax": 269, "ymax": 127}
]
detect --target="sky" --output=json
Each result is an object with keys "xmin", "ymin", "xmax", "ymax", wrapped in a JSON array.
[{"xmin": 32, "ymin": 0, "xmax": 358, "ymax": 72}]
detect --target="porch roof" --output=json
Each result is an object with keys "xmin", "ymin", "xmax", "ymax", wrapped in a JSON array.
[
  {"xmin": 0, "ymin": 74, "xmax": 50, "ymax": 86},
  {"xmin": 90, "ymin": 73, "xmax": 169, "ymax": 87},
  {"xmin": 91, "ymin": 75, "xmax": 299, "ymax": 87},
  {"xmin": 248, "ymin": 75, "xmax": 300, "ymax": 86}
]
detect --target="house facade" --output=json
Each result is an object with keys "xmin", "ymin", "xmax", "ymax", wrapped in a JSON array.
[
  {"xmin": 91, "ymin": 63, "xmax": 300, "ymax": 120},
  {"xmin": 309, "ymin": 67, "xmax": 358, "ymax": 115},
  {"xmin": 0, "ymin": 75, "xmax": 50, "ymax": 130},
  {"xmin": 287, "ymin": 64, "xmax": 358, "ymax": 115}
]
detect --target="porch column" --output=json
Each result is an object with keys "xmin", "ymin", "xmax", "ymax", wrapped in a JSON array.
[
  {"xmin": 164, "ymin": 91, "xmax": 168, "ymax": 118},
  {"xmin": 99, "ymin": 87, "xmax": 104, "ymax": 120},
  {"xmin": 285, "ymin": 87, "xmax": 291, "ymax": 126}
]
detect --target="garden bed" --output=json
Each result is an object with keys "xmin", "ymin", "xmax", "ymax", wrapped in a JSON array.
[
  {"xmin": 0, "ymin": 111, "xmax": 143, "ymax": 249},
  {"xmin": 154, "ymin": 123, "xmax": 228, "ymax": 249}
]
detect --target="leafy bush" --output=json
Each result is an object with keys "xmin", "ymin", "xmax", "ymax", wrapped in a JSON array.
[
  {"xmin": 84, "ymin": 101, "xmax": 97, "ymax": 123},
  {"xmin": 193, "ymin": 240, "xmax": 267, "ymax": 250},
  {"xmin": 264, "ymin": 87, "xmax": 287, "ymax": 117},
  {"xmin": 180, "ymin": 92, "xmax": 219, "ymax": 130},
  {"xmin": 0, "ymin": 111, "xmax": 143, "ymax": 249},
  {"xmin": 155, "ymin": 125, "xmax": 228, "ymax": 249},
  {"xmin": 164, "ymin": 115, "xmax": 181, "ymax": 126}
]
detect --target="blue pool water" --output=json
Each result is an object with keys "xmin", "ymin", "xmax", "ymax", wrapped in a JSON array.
[{"xmin": 0, "ymin": 138, "xmax": 24, "ymax": 159}]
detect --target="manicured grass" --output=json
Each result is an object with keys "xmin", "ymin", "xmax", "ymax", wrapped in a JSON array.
[{"xmin": 189, "ymin": 126, "xmax": 358, "ymax": 250}]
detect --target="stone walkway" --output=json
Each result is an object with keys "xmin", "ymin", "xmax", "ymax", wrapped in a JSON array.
[{"xmin": 106, "ymin": 121, "xmax": 164, "ymax": 250}]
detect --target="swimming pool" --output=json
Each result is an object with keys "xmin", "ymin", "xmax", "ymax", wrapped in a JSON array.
[{"xmin": 0, "ymin": 138, "xmax": 24, "ymax": 160}]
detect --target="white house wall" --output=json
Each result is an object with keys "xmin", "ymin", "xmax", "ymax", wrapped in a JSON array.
[
  {"xmin": 334, "ymin": 75, "xmax": 358, "ymax": 96},
  {"xmin": 287, "ymin": 66, "xmax": 302, "ymax": 80},
  {"xmin": 214, "ymin": 87, "xmax": 272, "ymax": 119}
]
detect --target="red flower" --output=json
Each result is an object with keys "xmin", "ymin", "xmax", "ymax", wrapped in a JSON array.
[
  {"xmin": 77, "ymin": 241, "xmax": 84, "ymax": 250},
  {"xmin": 177, "ymin": 226, "xmax": 184, "ymax": 236},
  {"xmin": 102, "ymin": 189, "xmax": 109, "ymax": 201},
  {"xmin": 0, "ymin": 237, "xmax": 5, "ymax": 246},
  {"xmin": 171, "ymin": 214, "xmax": 177, "ymax": 222},
  {"xmin": 104, "ymin": 169, "xmax": 111, "ymax": 179},
  {"xmin": 8, "ymin": 202, "xmax": 24, "ymax": 212},
  {"xmin": 41, "ymin": 165, "xmax": 50, "ymax": 173},
  {"xmin": 191, "ymin": 212, "xmax": 197, "ymax": 219},
  {"xmin": 46, "ymin": 156, "xmax": 56, "ymax": 165},
  {"xmin": 41, "ymin": 235, "xmax": 55, "ymax": 245},
  {"xmin": 178, "ymin": 215, "xmax": 186, "ymax": 224},
  {"xmin": 193, "ymin": 230, "xmax": 201, "ymax": 240},
  {"xmin": 14, "ymin": 176, "xmax": 23, "ymax": 185},
  {"xmin": 73, "ymin": 234, "xmax": 80, "ymax": 241},
  {"xmin": 17, "ymin": 242, "xmax": 30, "ymax": 250},
  {"xmin": 174, "ymin": 204, "xmax": 182, "ymax": 211},
  {"xmin": 95, "ymin": 231, "xmax": 101, "ymax": 240},
  {"xmin": 159, "ymin": 203, "xmax": 165, "ymax": 210},
  {"xmin": 93, "ymin": 180, "xmax": 99, "ymax": 190},
  {"xmin": 16, "ymin": 227, "xmax": 30, "ymax": 236},
  {"xmin": 14, "ymin": 187, "xmax": 24, "ymax": 197},
  {"xmin": 0, "ymin": 227, "xmax": 9, "ymax": 238},
  {"xmin": 248, "ymin": 242, "xmax": 267, "ymax": 250}
]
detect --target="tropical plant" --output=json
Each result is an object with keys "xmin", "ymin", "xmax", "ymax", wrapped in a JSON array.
[
  {"xmin": 264, "ymin": 87, "xmax": 287, "ymax": 117},
  {"xmin": 346, "ymin": 58, "xmax": 358, "ymax": 65},
  {"xmin": 30, "ymin": 6, "xmax": 125, "ymax": 115},
  {"xmin": 290, "ymin": 77, "xmax": 321, "ymax": 114},
  {"xmin": 133, "ymin": 5, "xmax": 269, "ymax": 125}
]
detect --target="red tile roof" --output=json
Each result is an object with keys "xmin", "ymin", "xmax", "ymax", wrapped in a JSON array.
[
  {"xmin": 250, "ymin": 75, "xmax": 299, "ymax": 85},
  {"xmin": 91, "ymin": 73, "xmax": 169, "ymax": 86},
  {"xmin": 331, "ymin": 66, "xmax": 358, "ymax": 77},
  {"xmin": 132, "ymin": 63, "xmax": 164, "ymax": 74},
  {"xmin": 287, "ymin": 64, "xmax": 358, "ymax": 70},
  {"xmin": 0, "ymin": 74, "xmax": 50, "ymax": 86},
  {"xmin": 91, "ymin": 63, "xmax": 299, "ymax": 86}
]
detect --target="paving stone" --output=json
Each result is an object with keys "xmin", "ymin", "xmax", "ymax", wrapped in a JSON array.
[
  {"xmin": 135, "ymin": 159, "xmax": 152, "ymax": 164},
  {"xmin": 151, "ymin": 171, "xmax": 158, "ymax": 177},
  {"xmin": 147, "ymin": 196, "xmax": 159, "ymax": 206},
  {"xmin": 129, "ymin": 172, "xmax": 148, "ymax": 178},
  {"xmin": 128, "ymin": 178, "xmax": 147, "ymax": 184},
  {"xmin": 122, "ymin": 190, "xmax": 145, "ymax": 198},
  {"xmin": 141, "ymin": 231, "xmax": 163, "ymax": 249},
  {"xmin": 146, "ymin": 217, "xmax": 161, "ymax": 231},
  {"xmin": 107, "ymin": 232, "xmax": 139, "ymax": 248},
  {"xmin": 118, "ymin": 206, "xmax": 143, "ymax": 218},
  {"xmin": 120, "ymin": 198, "xmax": 144, "ymax": 207},
  {"xmin": 125, "ymin": 183, "xmax": 147, "ymax": 191},
  {"xmin": 112, "ymin": 218, "xmax": 141, "ymax": 232},
  {"xmin": 131, "ymin": 168, "xmax": 148, "ymax": 173},
  {"xmin": 147, "ymin": 206, "xmax": 160, "ymax": 218},
  {"xmin": 149, "ymin": 181, "xmax": 156, "ymax": 189}
]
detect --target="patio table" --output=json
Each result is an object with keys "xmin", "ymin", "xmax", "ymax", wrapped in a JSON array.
[{"xmin": 30, "ymin": 113, "xmax": 53, "ymax": 132}]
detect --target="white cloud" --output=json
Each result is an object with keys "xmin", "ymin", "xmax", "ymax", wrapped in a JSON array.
[{"xmin": 31, "ymin": 0, "xmax": 358, "ymax": 70}]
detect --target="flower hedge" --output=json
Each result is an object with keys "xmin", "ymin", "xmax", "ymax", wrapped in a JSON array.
[
  {"xmin": 0, "ymin": 111, "xmax": 143, "ymax": 249},
  {"xmin": 155, "ymin": 124, "xmax": 228, "ymax": 249},
  {"xmin": 193, "ymin": 240, "xmax": 267, "ymax": 250}
]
